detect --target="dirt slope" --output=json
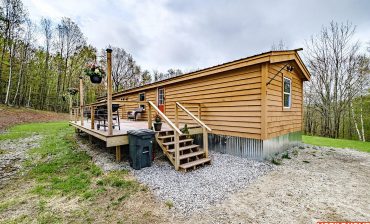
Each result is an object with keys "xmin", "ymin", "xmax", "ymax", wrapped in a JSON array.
[{"xmin": 0, "ymin": 105, "xmax": 68, "ymax": 131}]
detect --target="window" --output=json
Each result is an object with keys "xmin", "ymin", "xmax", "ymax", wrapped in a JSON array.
[
  {"xmin": 139, "ymin": 92, "xmax": 145, "ymax": 101},
  {"xmin": 283, "ymin": 77, "xmax": 291, "ymax": 108}
]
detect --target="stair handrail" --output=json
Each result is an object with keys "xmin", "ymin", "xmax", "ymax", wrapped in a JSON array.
[
  {"xmin": 176, "ymin": 102, "xmax": 212, "ymax": 132},
  {"xmin": 176, "ymin": 102, "xmax": 211, "ymax": 158},
  {"xmin": 148, "ymin": 101, "xmax": 182, "ymax": 170},
  {"xmin": 148, "ymin": 101, "xmax": 182, "ymax": 135}
]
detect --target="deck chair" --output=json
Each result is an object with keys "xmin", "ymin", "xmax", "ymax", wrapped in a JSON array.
[{"xmin": 127, "ymin": 107, "xmax": 144, "ymax": 121}]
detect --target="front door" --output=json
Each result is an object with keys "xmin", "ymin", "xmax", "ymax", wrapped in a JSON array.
[{"xmin": 158, "ymin": 87, "xmax": 165, "ymax": 113}]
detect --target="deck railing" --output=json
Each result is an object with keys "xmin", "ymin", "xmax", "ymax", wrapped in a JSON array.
[
  {"xmin": 147, "ymin": 101, "xmax": 183, "ymax": 170},
  {"xmin": 175, "ymin": 102, "xmax": 212, "ymax": 158}
]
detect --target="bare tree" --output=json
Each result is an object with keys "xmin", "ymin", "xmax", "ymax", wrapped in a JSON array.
[
  {"xmin": 37, "ymin": 17, "xmax": 52, "ymax": 109},
  {"xmin": 2, "ymin": 0, "xmax": 26, "ymax": 103},
  {"xmin": 271, "ymin": 40, "xmax": 288, "ymax": 51},
  {"xmin": 54, "ymin": 17, "xmax": 86, "ymax": 110},
  {"xmin": 12, "ymin": 18, "xmax": 35, "ymax": 105},
  {"xmin": 304, "ymin": 21, "xmax": 366, "ymax": 138},
  {"xmin": 102, "ymin": 47, "xmax": 141, "ymax": 92}
]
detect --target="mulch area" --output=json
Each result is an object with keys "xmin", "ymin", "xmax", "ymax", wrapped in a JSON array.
[{"xmin": 0, "ymin": 104, "xmax": 68, "ymax": 131}]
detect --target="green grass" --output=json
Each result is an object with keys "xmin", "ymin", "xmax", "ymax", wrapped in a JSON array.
[
  {"xmin": 303, "ymin": 135, "xmax": 370, "ymax": 153},
  {"xmin": 0, "ymin": 121, "xmax": 68, "ymax": 140},
  {"xmin": 0, "ymin": 121, "xmax": 139, "ymax": 199}
]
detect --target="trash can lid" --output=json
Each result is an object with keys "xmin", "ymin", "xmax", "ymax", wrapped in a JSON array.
[{"xmin": 127, "ymin": 129, "xmax": 155, "ymax": 136}]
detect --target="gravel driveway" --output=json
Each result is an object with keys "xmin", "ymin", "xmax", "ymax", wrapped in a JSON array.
[
  {"xmin": 182, "ymin": 145, "xmax": 370, "ymax": 224},
  {"xmin": 77, "ymin": 135, "xmax": 370, "ymax": 223},
  {"xmin": 133, "ymin": 153, "xmax": 275, "ymax": 216}
]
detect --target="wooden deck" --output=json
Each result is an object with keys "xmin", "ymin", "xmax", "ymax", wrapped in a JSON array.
[{"xmin": 70, "ymin": 119, "xmax": 201, "ymax": 147}]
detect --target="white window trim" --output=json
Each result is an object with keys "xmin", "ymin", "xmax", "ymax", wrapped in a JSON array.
[
  {"xmin": 283, "ymin": 77, "xmax": 292, "ymax": 109},
  {"xmin": 158, "ymin": 88, "xmax": 164, "ymax": 105}
]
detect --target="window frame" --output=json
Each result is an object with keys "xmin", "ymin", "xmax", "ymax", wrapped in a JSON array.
[
  {"xmin": 139, "ymin": 92, "xmax": 145, "ymax": 102},
  {"xmin": 158, "ymin": 88, "xmax": 165, "ymax": 105},
  {"xmin": 283, "ymin": 76, "xmax": 292, "ymax": 109}
]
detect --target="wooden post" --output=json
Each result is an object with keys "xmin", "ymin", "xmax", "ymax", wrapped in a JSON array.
[
  {"xmin": 261, "ymin": 63, "xmax": 268, "ymax": 140},
  {"xmin": 74, "ymin": 108, "xmax": 77, "ymax": 123},
  {"xmin": 69, "ymin": 96, "xmax": 73, "ymax": 121},
  {"xmin": 106, "ymin": 48, "xmax": 113, "ymax": 135},
  {"xmin": 116, "ymin": 145, "xmax": 121, "ymax": 162},
  {"xmin": 203, "ymin": 127, "xmax": 208, "ymax": 158},
  {"xmin": 147, "ymin": 102, "xmax": 152, "ymax": 129},
  {"xmin": 174, "ymin": 132, "xmax": 180, "ymax": 170},
  {"xmin": 90, "ymin": 106, "xmax": 95, "ymax": 129},
  {"xmin": 175, "ymin": 103, "xmax": 179, "ymax": 128},
  {"xmin": 198, "ymin": 104, "xmax": 201, "ymax": 119},
  {"xmin": 79, "ymin": 77, "xmax": 84, "ymax": 126}
]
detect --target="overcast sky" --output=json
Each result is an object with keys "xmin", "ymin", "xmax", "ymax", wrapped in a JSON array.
[{"xmin": 23, "ymin": 0, "xmax": 370, "ymax": 73}]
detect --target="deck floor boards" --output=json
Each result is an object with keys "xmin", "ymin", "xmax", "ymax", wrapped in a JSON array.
[{"xmin": 70, "ymin": 119, "xmax": 197, "ymax": 137}]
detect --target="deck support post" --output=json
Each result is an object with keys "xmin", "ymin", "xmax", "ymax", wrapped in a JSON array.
[
  {"xmin": 106, "ymin": 48, "xmax": 113, "ymax": 136},
  {"xmin": 90, "ymin": 106, "xmax": 95, "ymax": 130},
  {"xmin": 147, "ymin": 102, "xmax": 152, "ymax": 129},
  {"xmin": 203, "ymin": 127, "xmax": 208, "ymax": 158},
  {"xmin": 175, "ymin": 103, "xmax": 179, "ymax": 128},
  {"xmin": 79, "ymin": 77, "xmax": 84, "ymax": 126},
  {"xmin": 116, "ymin": 145, "xmax": 121, "ymax": 162},
  {"xmin": 174, "ymin": 132, "xmax": 180, "ymax": 170},
  {"xmin": 69, "ymin": 96, "xmax": 73, "ymax": 121}
]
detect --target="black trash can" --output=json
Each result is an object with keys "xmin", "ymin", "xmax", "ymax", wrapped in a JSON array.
[{"xmin": 127, "ymin": 129, "xmax": 155, "ymax": 170}]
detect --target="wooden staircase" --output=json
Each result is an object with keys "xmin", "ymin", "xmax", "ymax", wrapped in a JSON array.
[
  {"xmin": 156, "ymin": 130, "xmax": 211, "ymax": 171},
  {"xmin": 147, "ymin": 101, "xmax": 212, "ymax": 171}
]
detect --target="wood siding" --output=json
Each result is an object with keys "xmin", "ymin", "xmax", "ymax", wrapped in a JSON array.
[
  {"xmin": 112, "ymin": 59, "xmax": 306, "ymax": 140},
  {"xmin": 116, "ymin": 89, "xmax": 157, "ymax": 121},
  {"xmin": 266, "ymin": 62, "xmax": 303, "ymax": 139}
]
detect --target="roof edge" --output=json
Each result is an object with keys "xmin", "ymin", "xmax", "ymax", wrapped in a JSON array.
[{"xmin": 112, "ymin": 49, "xmax": 309, "ymax": 97}]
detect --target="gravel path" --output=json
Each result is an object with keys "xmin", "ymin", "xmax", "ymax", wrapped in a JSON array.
[
  {"xmin": 184, "ymin": 145, "xmax": 370, "ymax": 223},
  {"xmin": 133, "ymin": 153, "xmax": 275, "ymax": 215},
  {"xmin": 0, "ymin": 135, "xmax": 42, "ymax": 187},
  {"xmin": 76, "ymin": 134, "xmax": 370, "ymax": 222},
  {"xmin": 76, "ymin": 135, "xmax": 275, "ymax": 216}
]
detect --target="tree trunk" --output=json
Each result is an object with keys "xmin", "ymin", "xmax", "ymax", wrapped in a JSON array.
[
  {"xmin": 350, "ymin": 102, "xmax": 362, "ymax": 141},
  {"xmin": 359, "ymin": 95, "xmax": 365, "ymax": 142},
  {"xmin": 4, "ymin": 42, "xmax": 15, "ymax": 105},
  {"xmin": 27, "ymin": 86, "xmax": 32, "ymax": 107}
]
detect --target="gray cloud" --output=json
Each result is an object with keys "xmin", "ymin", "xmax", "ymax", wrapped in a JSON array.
[{"xmin": 24, "ymin": 0, "xmax": 370, "ymax": 72}]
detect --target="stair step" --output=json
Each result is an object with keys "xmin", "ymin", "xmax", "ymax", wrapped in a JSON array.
[
  {"xmin": 179, "ymin": 151, "xmax": 205, "ymax": 160},
  {"xmin": 168, "ymin": 145, "xmax": 199, "ymax": 153},
  {"xmin": 157, "ymin": 130, "xmax": 174, "ymax": 134},
  {"xmin": 162, "ymin": 139, "xmax": 193, "ymax": 146},
  {"xmin": 157, "ymin": 134, "xmax": 185, "ymax": 140},
  {"xmin": 180, "ymin": 158, "xmax": 211, "ymax": 170}
]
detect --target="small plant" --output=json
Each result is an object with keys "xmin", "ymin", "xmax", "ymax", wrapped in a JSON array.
[
  {"xmin": 84, "ymin": 63, "xmax": 105, "ymax": 78},
  {"xmin": 153, "ymin": 114, "xmax": 162, "ymax": 131},
  {"xmin": 282, "ymin": 151, "xmax": 291, "ymax": 159},
  {"xmin": 180, "ymin": 124, "xmax": 190, "ymax": 138},
  {"xmin": 154, "ymin": 114, "xmax": 161, "ymax": 123},
  {"xmin": 271, "ymin": 156, "xmax": 282, "ymax": 165},
  {"xmin": 165, "ymin": 200, "xmax": 174, "ymax": 209}
]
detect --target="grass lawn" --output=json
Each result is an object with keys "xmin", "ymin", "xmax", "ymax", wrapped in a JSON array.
[
  {"xmin": 303, "ymin": 135, "xmax": 370, "ymax": 153},
  {"xmin": 0, "ymin": 121, "xmax": 148, "ymax": 223}
]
